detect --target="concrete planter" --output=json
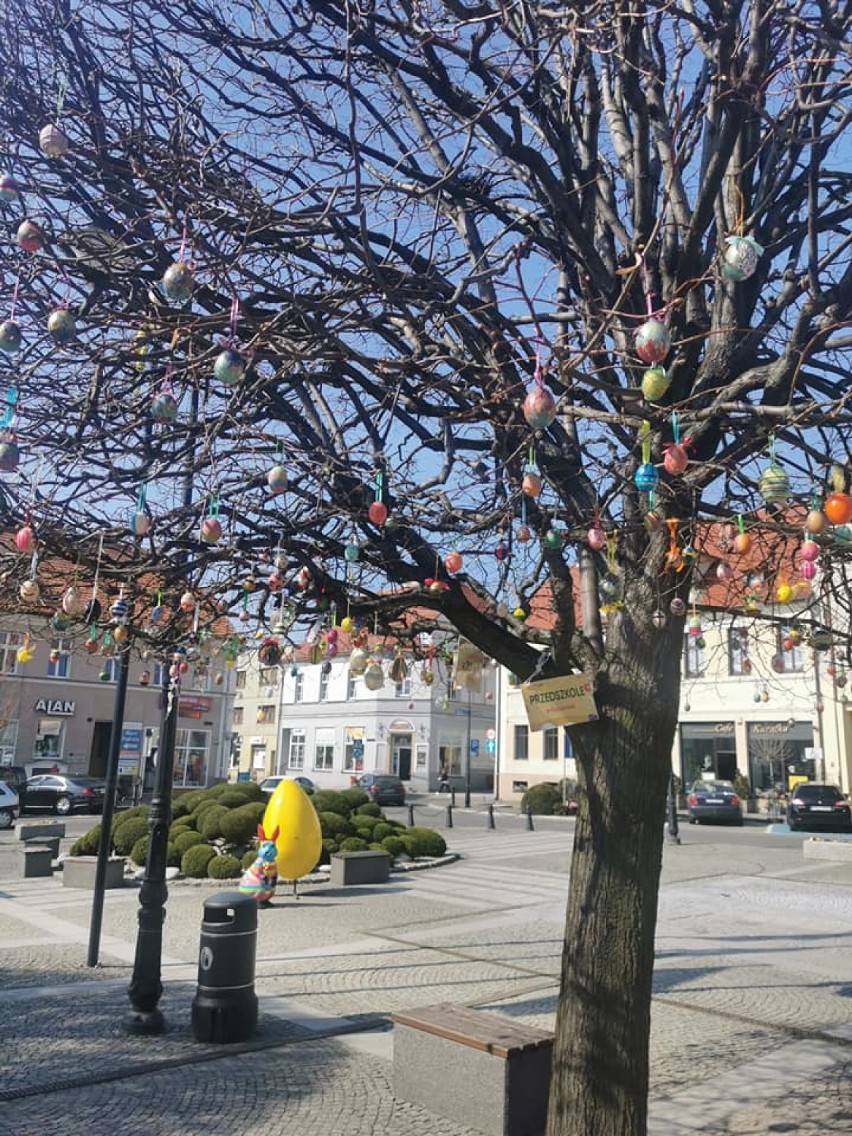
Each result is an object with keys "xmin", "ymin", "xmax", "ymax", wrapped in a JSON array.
[{"xmin": 63, "ymin": 856, "xmax": 127, "ymax": 889}]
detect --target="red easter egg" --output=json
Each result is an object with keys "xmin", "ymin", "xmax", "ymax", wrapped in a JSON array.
[{"xmin": 368, "ymin": 500, "xmax": 388, "ymax": 524}]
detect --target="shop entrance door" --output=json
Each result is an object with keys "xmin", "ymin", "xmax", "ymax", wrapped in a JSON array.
[{"xmin": 392, "ymin": 734, "xmax": 412, "ymax": 780}]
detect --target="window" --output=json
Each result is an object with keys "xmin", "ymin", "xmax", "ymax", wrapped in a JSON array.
[
  {"xmin": 231, "ymin": 707, "xmax": 244, "ymax": 726},
  {"xmin": 514, "ymin": 724, "xmax": 529, "ymax": 761},
  {"xmin": 256, "ymin": 704, "xmax": 276, "ymax": 724},
  {"xmin": 0, "ymin": 631, "xmax": 21, "ymax": 675},
  {"xmin": 727, "ymin": 628, "xmax": 748, "ymax": 676},
  {"xmin": 0, "ymin": 719, "xmax": 18, "ymax": 765},
  {"xmin": 288, "ymin": 729, "xmax": 306, "ymax": 770},
  {"xmin": 314, "ymin": 728, "xmax": 334, "ymax": 771},
  {"xmin": 683, "ymin": 634, "xmax": 705, "ymax": 677},
  {"xmin": 777, "ymin": 627, "xmax": 803, "ymax": 673},
  {"xmin": 347, "ymin": 673, "xmax": 357, "ymax": 700},
  {"xmin": 438, "ymin": 742, "xmax": 462, "ymax": 776},
  {"xmin": 47, "ymin": 637, "xmax": 72, "ymax": 679},
  {"xmin": 235, "ymin": 670, "xmax": 247, "ymax": 689},
  {"xmin": 174, "ymin": 728, "xmax": 209, "ymax": 787},
  {"xmin": 319, "ymin": 669, "xmax": 330, "ymax": 702},
  {"xmin": 152, "ymin": 662, "xmax": 167, "ymax": 688},
  {"xmin": 99, "ymin": 657, "xmax": 118, "ymax": 682},
  {"xmin": 543, "ymin": 726, "xmax": 559, "ymax": 760},
  {"xmin": 394, "ymin": 678, "xmax": 411, "ymax": 697},
  {"xmin": 293, "ymin": 672, "xmax": 304, "ymax": 703},
  {"xmin": 344, "ymin": 726, "xmax": 365, "ymax": 772},
  {"xmin": 259, "ymin": 667, "xmax": 278, "ymax": 686}
]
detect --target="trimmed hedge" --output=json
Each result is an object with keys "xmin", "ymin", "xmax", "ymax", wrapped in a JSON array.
[
  {"xmin": 319, "ymin": 811, "xmax": 354, "ymax": 838},
  {"xmin": 207, "ymin": 854, "xmax": 242, "ymax": 879},
  {"xmin": 311, "ymin": 790, "xmax": 351, "ymax": 817},
  {"xmin": 197, "ymin": 805, "xmax": 230, "ymax": 841},
  {"xmin": 130, "ymin": 835, "xmax": 149, "ymax": 866},
  {"xmin": 173, "ymin": 829, "xmax": 205, "ymax": 856},
  {"xmin": 181, "ymin": 844, "xmax": 217, "ymax": 878},
  {"xmin": 372, "ymin": 822, "xmax": 394, "ymax": 842},
  {"xmin": 403, "ymin": 826, "xmax": 447, "ymax": 858},
  {"xmin": 520, "ymin": 782, "xmax": 563, "ymax": 816},
  {"xmin": 381, "ymin": 835, "xmax": 407, "ymax": 858},
  {"xmin": 241, "ymin": 848, "xmax": 258, "ymax": 870},
  {"xmin": 70, "ymin": 824, "xmax": 102, "ymax": 856},
  {"xmin": 113, "ymin": 817, "xmax": 150, "ymax": 856},
  {"xmin": 356, "ymin": 802, "xmax": 382, "ymax": 817},
  {"xmin": 219, "ymin": 801, "xmax": 266, "ymax": 845},
  {"xmin": 338, "ymin": 836, "xmax": 370, "ymax": 852}
]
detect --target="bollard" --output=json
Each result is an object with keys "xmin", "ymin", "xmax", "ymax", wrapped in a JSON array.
[
  {"xmin": 450, "ymin": 787, "xmax": 456, "ymax": 808},
  {"xmin": 526, "ymin": 807, "xmax": 535, "ymax": 831},
  {"xmin": 191, "ymin": 891, "xmax": 258, "ymax": 1044},
  {"xmin": 487, "ymin": 803, "xmax": 495, "ymax": 830},
  {"xmin": 407, "ymin": 803, "xmax": 415, "ymax": 827},
  {"xmin": 445, "ymin": 804, "xmax": 453, "ymax": 829}
]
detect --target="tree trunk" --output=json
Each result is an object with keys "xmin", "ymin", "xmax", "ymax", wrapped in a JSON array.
[{"xmin": 546, "ymin": 611, "xmax": 682, "ymax": 1136}]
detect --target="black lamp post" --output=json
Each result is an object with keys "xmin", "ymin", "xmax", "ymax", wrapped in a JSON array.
[
  {"xmin": 126, "ymin": 659, "xmax": 179, "ymax": 1034},
  {"xmin": 464, "ymin": 688, "xmax": 472, "ymax": 808}
]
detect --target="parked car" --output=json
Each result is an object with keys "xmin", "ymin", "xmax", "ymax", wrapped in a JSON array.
[
  {"xmin": 20, "ymin": 774, "xmax": 106, "ymax": 815},
  {"xmin": 259, "ymin": 775, "xmax": 315, "ymax": 795},
  {"xmin": 356, "ymin": 773, "xmax": 406, "ymax": 806},
  {"xmin": 787, "ymin": 783, "xmax": 852, "ymax": 832},
  {"xmin": 0, "ymin": 764, "xmax": 28, "ymax": 796},
  {"xmin": 0, "ymin": 779, "xmax": 20, "ymax": 829},
  {"xmin": 687, "ymin": 779, "xmax": 743, "ymax": 825}
]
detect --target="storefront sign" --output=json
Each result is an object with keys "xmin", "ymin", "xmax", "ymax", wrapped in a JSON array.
[
  {"xmin": 33, "ymin": 699, "xmax": 75, "ymax": 716},
  {"xmin": 178, "ymin": 696, "xmax": 212, "ymax": 720},
  {"xmin": 521, "ymin": 674, "xmax": 598, "ymax": 731}
]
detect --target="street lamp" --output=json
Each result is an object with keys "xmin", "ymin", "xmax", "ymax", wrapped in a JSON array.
[{"xmin": 464, "ymin": 688, "xmax": 472, "ymax": 808}]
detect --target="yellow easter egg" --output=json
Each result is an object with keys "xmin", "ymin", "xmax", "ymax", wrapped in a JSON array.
[
  {"xmin": 776, "ymin": 583, "xmax": 792, "ymax": 604},
  {"xmin": 263, "ymin": 779, "xmax": 322, "ymax": 880}
]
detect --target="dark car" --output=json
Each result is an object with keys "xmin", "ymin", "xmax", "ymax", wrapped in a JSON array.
[
  {"xmin": 357, "ymin": 773, "xmax": 406, "ymax": 806},
  {"xmin": 20, "ymin": 774, "xmax": 106, "ymax": 815},
  {"xmin": 259, "ymin": 775, "xmax": 315, "ymax": 795},
  {"xmin": 687, "ymin": 779, "xmax": 743, "ymax": 825},
  {"xmin": 787, "ymin": 783, "xmax": 852, "ymax": 832}
]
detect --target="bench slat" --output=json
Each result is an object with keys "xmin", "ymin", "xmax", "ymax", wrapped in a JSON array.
[{"xmin": 392, "ymin": 1002, "xmax": 552, "ymax": 1058}]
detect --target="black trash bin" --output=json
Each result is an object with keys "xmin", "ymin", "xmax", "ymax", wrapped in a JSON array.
[{"xmin": 191, "ymin": 890, "xmax": 258, "ymax": 1044}]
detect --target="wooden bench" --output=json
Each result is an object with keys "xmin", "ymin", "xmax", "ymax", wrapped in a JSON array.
[
  {"xmin": 329, "ymin": 849, "xmax": 390, "ymax": 886},
  {"xmin": 392, "ymin": 1003, "xmax": 553, "ymax": 1136}
]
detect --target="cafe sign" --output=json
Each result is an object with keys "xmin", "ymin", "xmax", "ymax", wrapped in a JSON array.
[
  {"xmin": 33, "ymin": 699, "xmax": 75, "ymax": 716},
  {"xmin": 521, "ymin": 674, "xmax": 598, "ymax": 731}
]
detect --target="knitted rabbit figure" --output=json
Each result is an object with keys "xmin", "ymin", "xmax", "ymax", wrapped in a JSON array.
[{"xmin": 238, "ymin": 824, "xmax": 280, "ymax": 906}]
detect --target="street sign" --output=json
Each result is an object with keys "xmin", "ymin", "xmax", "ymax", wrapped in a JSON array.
[
  {"xmin": 469, "ymin": 738, "xmax": 480, "ymax": 754},
  {"xmin": 484, "ymin": 739, "xmax": 496, "ymax": 755},
  {"xmin": 485, "ymin": 728, "xmax": 496, "ymax": 741},
  {"xmin": 352, "ymin": 739, "xmax": 364, "ymax": 760}
]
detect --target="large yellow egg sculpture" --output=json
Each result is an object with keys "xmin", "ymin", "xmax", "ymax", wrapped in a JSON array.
[{"xmin": 262, "ymin": 779, "xmax": 322, "ymax": 880}]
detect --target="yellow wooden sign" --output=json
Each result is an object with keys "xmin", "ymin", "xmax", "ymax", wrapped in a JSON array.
[{"xmin": 521, "ymin": 673, "xmax": 598, "ymax": 731}]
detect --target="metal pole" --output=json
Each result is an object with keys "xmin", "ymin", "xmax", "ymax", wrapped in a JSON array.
[
  {"xmin": 445, "ymin": 804, "xmax": 453, "ymax": 828},
  {"xmin": 407, "ymin": 803, "xmax": 415, "ymax": 827},
  {"xmin": 526, "ymin": 806, "xmax": 534, "ymax": 831},
  {"xmin": 87, "ymin": 642, "xmax": 131, "ymax": 967},
  {"xmin": 487, "ymin": 803, "xmax": 495, "ymax": 830},
  {"xmin": 464, "ymin": 689, "xmax": 472, "ymax": 808},
  {"xmin": 126, "ymin": 661, "xmax": 179, "ymax": 1034}
]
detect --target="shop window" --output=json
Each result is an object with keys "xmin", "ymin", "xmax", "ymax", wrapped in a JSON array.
[
  {"xmin": 259, "ymin": 667, "xmax": 278, "ymax": 686},
  {"xmin": 679, "ymin": 722, "xmax": 737, "ymax": 787},
  {"xmin": 747, "ymin": 721, "xmax": 813, "ymax": 793},
  {"xmin": 174, "ymin": 728, "xmax": 209, "ymax": 787},
  {"xmin": 514, "ymin": 724, "xmax": 529, "ymax": 761},
  {"xmin": 439, "ymin": 742, "xmax": 462, "ymax": 777}
]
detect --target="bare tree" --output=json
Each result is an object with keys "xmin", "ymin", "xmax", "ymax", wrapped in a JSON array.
[{"xmin": 1, "ymin": 3, "xmax": 851, "ymax": 1133}]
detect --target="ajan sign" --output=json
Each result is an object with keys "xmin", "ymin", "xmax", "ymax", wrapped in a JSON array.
[
  {"xmin": 521, "ymin": 674, "xmax": 598, "ymax": 732},
  {"xmin": 33, "ymin": 699, "xmax": 75, "ymax": 716}
]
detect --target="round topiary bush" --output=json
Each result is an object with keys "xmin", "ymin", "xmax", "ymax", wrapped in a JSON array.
[
  {"xmin": 225, "ymin": 780, "xmax": 264, "ymax": 802},
  {"xmin": 173, "ymin": 829, "xmax": 205, "ymax": 856},
  {"xmin": 342, "ymin": 788, "xmax": 370, "ymax": 810},
  {"xmin": 372, "ymin": 822, "xmax": 394, "ymax": 842},
  {"xmin": 191, "ymin": 798, "xmax": 221, "ymax": 822},
  {"xmin": 319, "ymin": 811, "xmax": 355, "ymax": 839},
  {"xmin": 241, "ymin": 848, "xmax": 258, "ymax": 870},
  {"xmin": 181, "ymin": 843, "xmax": 217, "ymax": 878},
  {"xmin": 319, "ymin": 837, "xmax": 337, "ymax": 865},
  {"xmin": 352, "ymin": 813, "xmax": 378, "ymax": 833},
  {"xmin": 112, "ymin": 805, "xmax": 149, "ymax": 834},
  {"xmin": 207, "ymin": 853, "xmax": 242, "ymax": 879},
  {"xmin": 369, "ymin": 841, "xmax": 394, "ymax": 863},
  {"xmin": 381, "ymin": 835, "xmax": 407, "ymax": 858},
  {"xmin": 216, "ymin": 789, "xmax": 255, "ymax": 809},
  {"xmin": 198, "ymin": 805, "xmax": 230, "ymax": 841},
  {"xmin": 167, "ymin": 842, "xmax": 181, "ymax": 869},
  {"xmin": 521, "ymin": 782, "xmax": 563, "ymax": 816},
  {"xmin": 402, "ymin": 826, "xmax": 447, "ymax": 858},
  {"xmin": 338, "ymin": 836, "xmax": 370, "ymax": 852},
  {"xmin": 113, "ymin": 816, "xmax": 150, "ymax": 856},
  {"xmin": 130, "ymin": 835, "xmax": 149, "ymax": 866},
  {"xmin": 356, "ymin": 802, "xmax": 382, "ymax": 817},
  {"xmin": 312, "ymin": 790, "xmax": 351, "ymax": 817},
  {"xmin": 175, "ymin": 790, "xmax": 207, "ymax": 815},
  {"xmin": 70, "ymin": 824, "xmax": 102, "ymax": 856},
  {"xmin": 219, "ymin": 801, "xmax": 266, "ymax": 845}
]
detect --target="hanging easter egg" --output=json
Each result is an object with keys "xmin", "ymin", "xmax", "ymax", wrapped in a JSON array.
[
  {"xmin": 670, "ymin": 597, "xmax": 686, "ymax": 616},
  {"xmin": 111, "ymin": 595, "xmax": 130, "ymax": 623},
  {"xmin": 139, "ymin": 670, "xmax": 151, "ymax": 686},
  {"xmin": 16, "ymin": 219, "xmax": 44, "ymax": 252},
  {"xmin": 344, "ymin": 539, "xmax": 360, "ymax": 563},
  {"xmin": 39, "ymin": 123, "xmax": 69, "ymax": 157},
  {"xmin": 776, "ymin": 581, "xmax": 793, "ymax": 604},
  {"xmin": 162, "ymin": 261, "xmax": 194, "ymax": 302},
  {"xmin": 687, "ymin": 615, "xmax": 702, "ymax": 636},
  {"xmin": 800, "ymin": 539, "xmax": 819, "ymax": 563},
  {"xmin": 523, "ymin": 384, "xmax": 557, "ymax": 430},
  {"xmin": 663, "ymin": 444, "xmax": 688, "ymax": 476},
  {"xmin": 836, "ymin": 670, "xmax": 848, "ymax": 689},
  {"xmin": 0, "ymin": 436, "xmax": 20, "ymax": 472},
  {"xmin": 200, "ymin": 516, "xmax": 223, "ymax": 545},
  {"xmin": 326, "ymin": 627, "xmax": 339, "ymax": 646},
  {"xmin": 340, "ymin": 615, "xmax": 354, "ymax": 635},
  {"xmin": 758, "ymin": 461, "xmax": 789, "ymax": 503},
  {"xmin": 544, "ymin": 528, "xmax": 563, "ymax": 549},
  {"xmin": 151, "ymin": 391, "xmax": 178, "ymax": 424},
  {"xmin": 805, "ymin": 509, "xmax": 825, "ymax": 534},
  {"xmin": 823, "ymin": 492, "xmax": 852, "ymax": 526},
  {"xmin": 19, "ymin": 578, "xmax": 40, "ymax": 602},
  {"xmin": 733, "ymin": 531, "xmax": 751, "ymax": 554},
  {"xmin": 0, "ymin": 319, "xmax": 22, "ymax": 354},
  {"xmin": 834, "ymin": 524, "xmax": 852, "ymax": 545},
  {"xmin": 811, "ymin": 629, "xmax": 832, "ymax": 651},
  {"xmin": 61, "ymin": 585, "xmax": 83, "ymax": 616},
  {"xmin": 130, "ymin": 511, "xmax": 151, "ymax": 536},
  {"xmin": 494, "ymin": 538, "xmax": 508, "ymax": 562},
  {"xmin": 268, "ymin": 571, "xmax": 283, "ymax": 592},
  {"xmin": 15, "ymin": 525, "xmax": 36, "ymax": 553},
  {"xmin": 267, "ymin": 464, "xmax": 288, "ymax": 493},
  {"xmin": 587, "ymin": 526, "xmax": 605, "ymax": 551},
  {"xmin": 51, "ymin": 611, "xmax": 71, "ymax": 634},
  {"xmin": 258, "ymin": 637, "xmax": 283, "ymax": 667},
  {"xmin": 651, "ymin": 609, "xmax": 666, "ymax": 629},
  {"xmin": 789, "ymin": 628, "xmax": 801, "ymax": 646},
  {"xmin": 635, "ymin": 318, "xmax": 671, "ymax": 364},
  {"xmin": 634, "ymin": 462, "xmax": 659, "ymax": 492},
  {"xmin": 113, "ymin": 625, "xmax": 128, "ymax": 643},
  {"xmin": 512, "ymin": 605, "xmax": 528, "ymax": 621},
  {"xmin": 721, "ymin": 235, "xmax": 763, "ymax": 282},
  {"xmin": 682, "ymin": 544, "xmax": 697, "ymax": 566},
  {"xmin": 47, "ymin": 308, "xmax": 76, "ymax": 344},
  {"xmin": 516, "ymin": 523, "xmax": 531, "ymax": 543},
  {"xmin": 0, "ymin": 174, "xmax": 20, "ymax": 202},
  {"xmin": 598, "ymin": 574, "xmax": 623, "ymax": 605},
  {"xmin": 368, "ymin": 500, "xmax": 388, "ymax": 525},
  {"xmin": 641, "ymin": 365, "xmax": 670, "ymax": 402},
  {"xmin": 522, "ymin": 470, "xmax": 542, "ymax": 497},
  {"xmin": 363, "ymin": 661, "xmax": 384, "ymax": 691},
  {"xmin": 49, "ymin": 648, "xmax": 60, "ymax": 665},
  {"xmin": 716, "ymin": 561, "xmax": 733, "ymax": 582},
  {"xmin": 801, "ymin": 560, "xmax": 817, "ymax": 581},
  {"xmin": 16, "ymin": 644, "xmax": 34, "ymax": 664},
  {"xmin": 84, "ymin": 598, "xmax": 102, "ymax": 623},
  {"xmin": 445, "ymin": 549, "xmax": 463, "ymax": 574},
  {"xmin": 213, "ymin": 348, "xmax": 246, "ymax": 386},
  {"xmin": 179, "ymin": 591, "xmax": 195, "ymax": 612},
  {"xmin": 349, "ymin": 647, "xmax": 368, "ymax": 676}
]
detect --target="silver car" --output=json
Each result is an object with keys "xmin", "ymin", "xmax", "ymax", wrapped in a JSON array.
[{"xmin": 0, "ymin": 779, "xmax": 20, "ymax": 829}]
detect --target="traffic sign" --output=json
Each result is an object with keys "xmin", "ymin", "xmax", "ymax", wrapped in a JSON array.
[
  {"xmin": 485, "ymin": 728, "xmax": 496, "ymax": 741},
  {"xmin": 469, "ymin": 738, "xmax": 480, "ymax": 754},
  {"xmin": 484, "ymin": 739, "xmax": 496, "ymax": 755}
]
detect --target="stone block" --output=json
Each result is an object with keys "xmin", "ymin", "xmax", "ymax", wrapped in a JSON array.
[
  {"xmin": 62, "ymin": 856, "xmax": 126, "ymax": 889},
  {"xmin": 329, "ymin": 850, "xmax": 390, "ymax": 886},
  {"xmin": 15, "ymin": 821, "xmax": 66, "ymax": 842},
  {"xmin": 20, "ymin": 845, "xmax": 54, "ymax": 878}
]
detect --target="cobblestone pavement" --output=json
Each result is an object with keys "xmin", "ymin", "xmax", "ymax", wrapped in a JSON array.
[{"xmin": 1, "ymin": 823, "xmax": 851, "ymax": 1134}]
